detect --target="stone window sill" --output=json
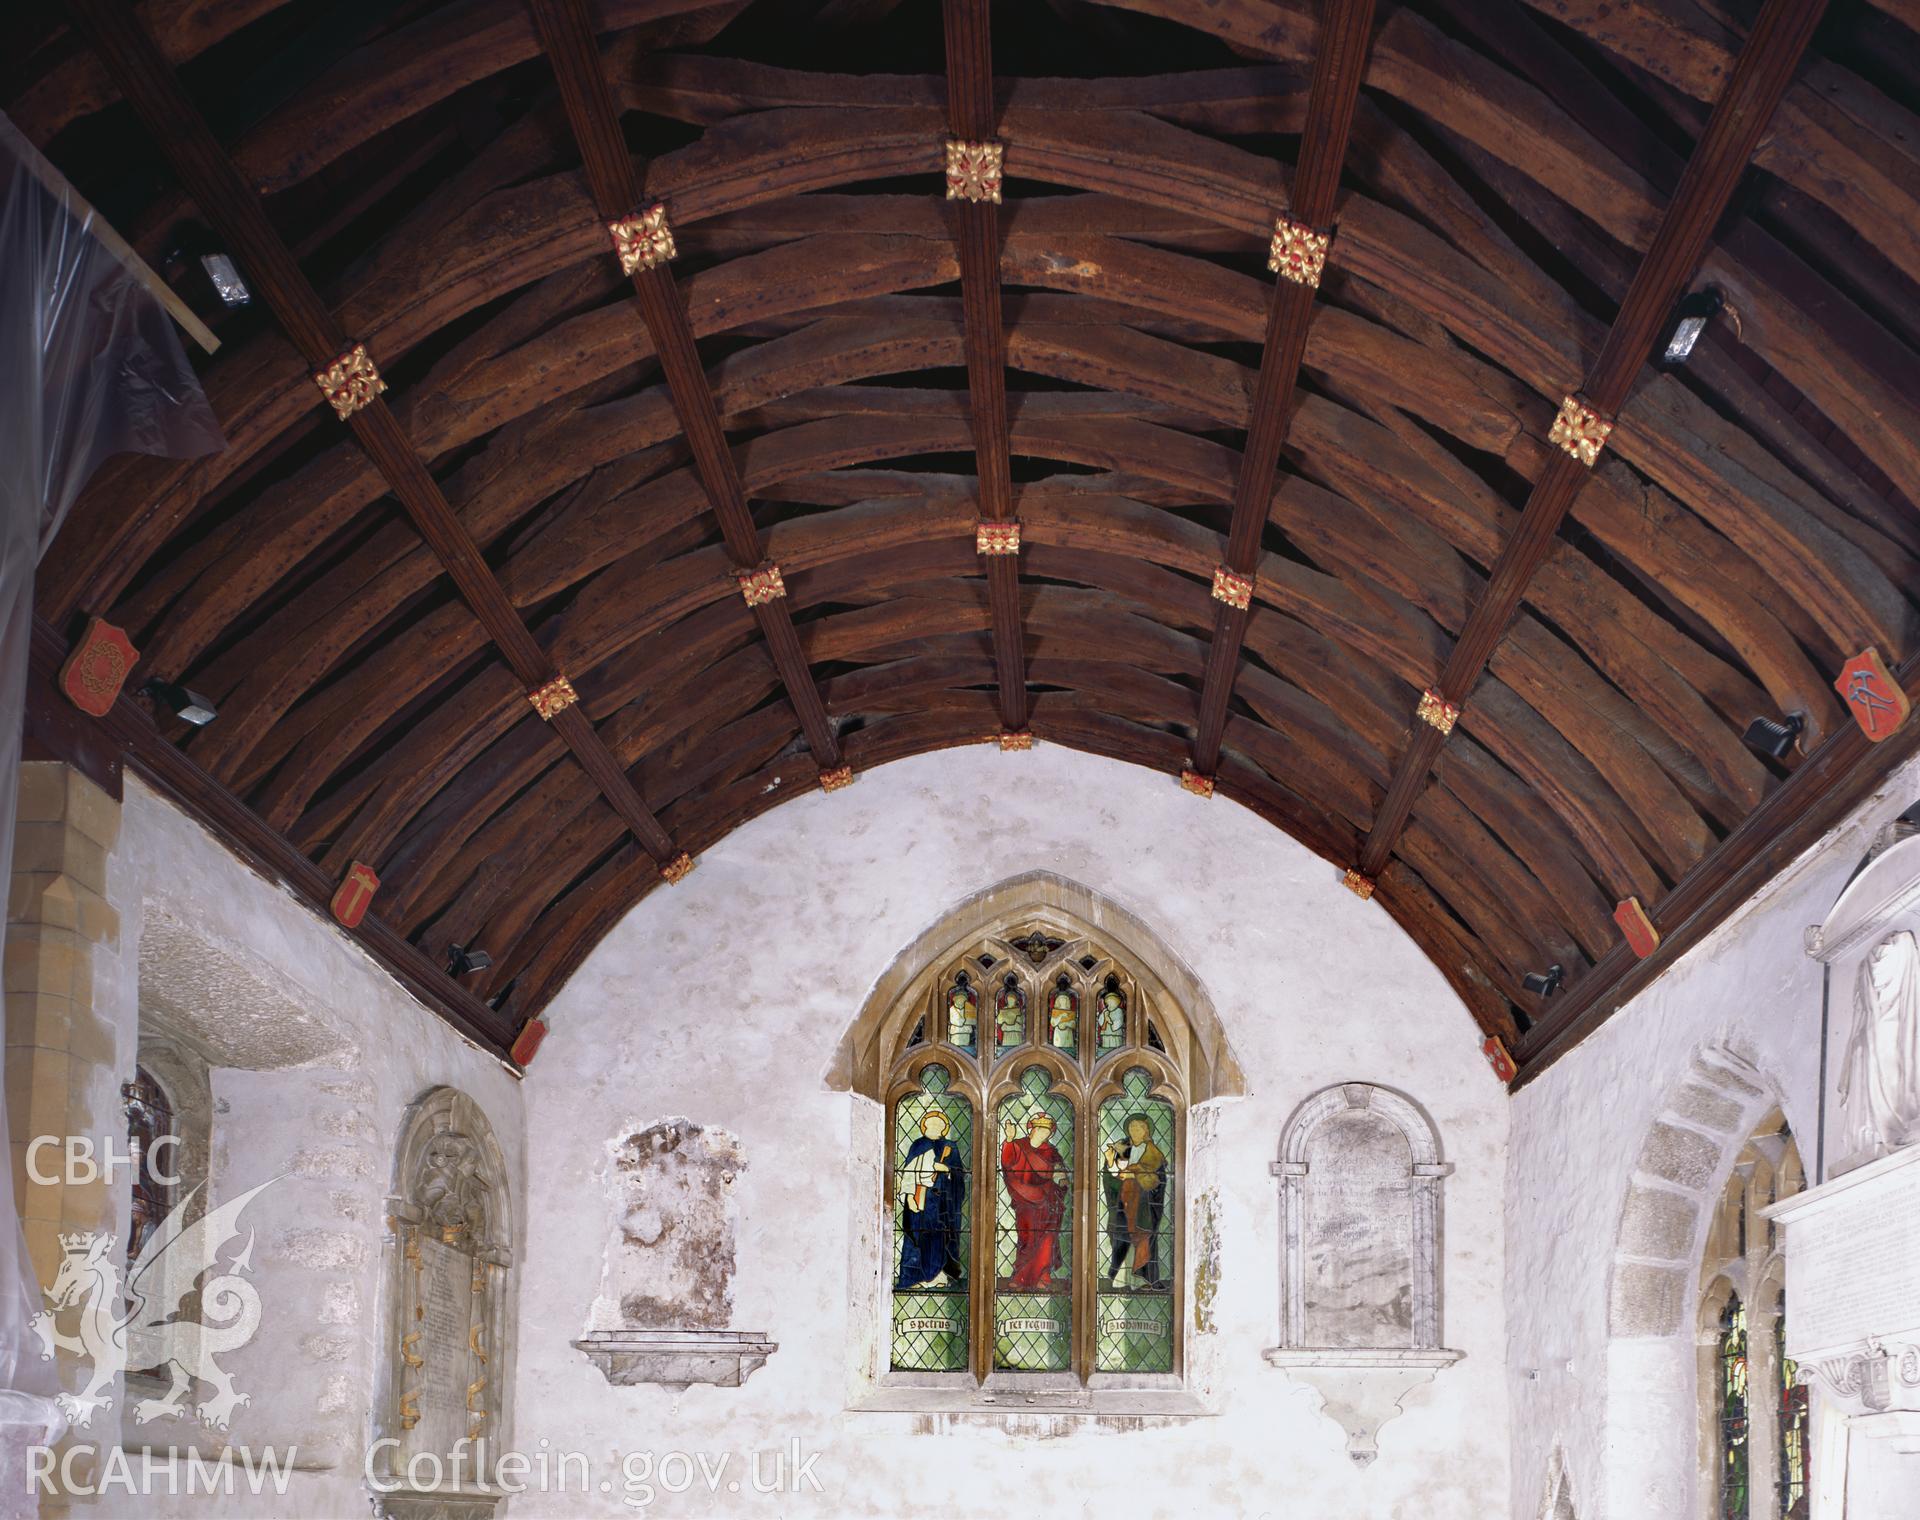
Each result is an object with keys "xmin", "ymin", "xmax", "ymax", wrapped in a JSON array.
[{"xmin": 845, "ymin": 1386, "xmax": 1209, "ymax": 1424}]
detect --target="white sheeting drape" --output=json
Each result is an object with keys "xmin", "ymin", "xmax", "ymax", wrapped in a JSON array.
[{"xmin": 0, "ymin": 111, "xmax": 221, "ymax": 1438}]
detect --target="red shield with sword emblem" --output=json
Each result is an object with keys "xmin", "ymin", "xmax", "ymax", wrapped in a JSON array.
[
  {"xmin": 330, "ymin": 861, "xmax": 381, "ymax": 929},
  {"xmin": 58, "ymin": 618, "xmax": 139, "ymax": 717},
  {"xmin": 1834, "ymin": 649, "xmax": 1911, "ymax": 742}
]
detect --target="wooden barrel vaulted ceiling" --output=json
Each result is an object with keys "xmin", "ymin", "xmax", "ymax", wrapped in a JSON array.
[{"xmin": 12, "ymin": 0, "xmax": 1920, "ymax": 1081}]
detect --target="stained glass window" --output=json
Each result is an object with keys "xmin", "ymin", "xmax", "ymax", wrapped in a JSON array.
[
  {"xmin": 993, "ymin": 974, "xmax": 1026, "ymax": 1051},
  {"xmin": 891, "ymin": 1064, "xmax": 971, "ymax": 1371},
  {"xmin": 122, "ymin": 1066, "xmax": 174, "ymax": 1260},
  {"xmin": 944, "ymin": 971, "xmax": 978, "ymax": 1054},
  {"xmin": 994, "ymin": 1066, "xmax": 1074, "ymax": 1370},
  {"xmin": 1718, "ymin": 1294, "xmax": 1749, "ymax": 1520},
  {"xmin": 1096, "ymin": 975, "xmax": 1126, "ymax": 1051},
  {"xmin": 1046, "ymin": 975, "xmax": 1078, "ymax": 1057},
  {"xmin": 1095, "ymin": 1068, "xmax": 1174, "ymax": 1371},
  {"xmin": 1777, "ymin": 1310, "xmax": 1810, "ymax": 1517},
  {"xmin": 880, "ymin": 922, "xmax": 1187, "ymax": 1386}
]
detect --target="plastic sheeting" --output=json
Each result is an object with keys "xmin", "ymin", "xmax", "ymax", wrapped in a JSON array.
[{"xmin": 0, "ymin": 111, "xmax": 222, "ymax": 1428}]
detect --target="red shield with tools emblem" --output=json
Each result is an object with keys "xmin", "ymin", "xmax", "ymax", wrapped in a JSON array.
[
  {"xmin": 1482, "ymin": 1035, "xmax": 1516, "ymax": 1085},
  {"xmin": 59, "ymin": 618, "xmax": 138, "ymax": 717},
  {"xmin": 330, "ymin": 861, "xmax": 380, "ymax": 928},
  {"xmin": 1834, "ymin": 649, "xmax": 1911, "ymax": 742}
]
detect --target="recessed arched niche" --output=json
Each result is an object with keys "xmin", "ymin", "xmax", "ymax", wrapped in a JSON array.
[{"xmin": 1264, "ymin": 1083, "xmax": 1461, "ymax": 1466}]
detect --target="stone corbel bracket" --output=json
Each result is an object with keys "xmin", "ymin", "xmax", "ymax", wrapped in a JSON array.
[
  {"xmin": 1261, "ymin": 1346, "xmax": 1464, "ymax": 1465},
  {"xmin": 575, "ymin": 1329, "xmax": 777, "ymax": 1391}
]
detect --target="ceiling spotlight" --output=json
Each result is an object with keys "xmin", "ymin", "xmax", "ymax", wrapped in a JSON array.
[
  {"xmin": 1742, "ymin": 712, "xmax": 1804, "ymax": 760},
  {"xmin": 199, "ymin": 252, "xmax": 251, "ymax": 307},
  {"xmin": 1661, "ymin": 288, "xmax": 1723, "ymax": 367},
  {"xmin": 141, "ymin": 678, "xmax": 216, "ymax": 726},
  {"xmin": 1522, "ymin": 964, "xmax": 1564, "ymax": 998},
  {"xmin": 447, "ymin": 943, "xmax": 493, "ymax": 976}
]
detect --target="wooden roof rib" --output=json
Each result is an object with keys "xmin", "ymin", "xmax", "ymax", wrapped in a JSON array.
[{"xmin": 19, "ymin": 0, "xmax": 1919, "ymax": 1080}]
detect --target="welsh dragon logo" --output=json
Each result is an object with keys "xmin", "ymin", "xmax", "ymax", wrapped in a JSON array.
[{"xmin": 29, "ymin": 1177, "xmax": 279, "ymax": 1430}]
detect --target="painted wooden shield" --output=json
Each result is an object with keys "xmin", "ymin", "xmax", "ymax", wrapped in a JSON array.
[
  {"xmin": 1834, "ymin": 648, "xmax": 1911, "ymax": 742},
  {"xmin": 1613, "ymin": 896, "xmax": 1661, "ymax": 959},
  {"xmin": 330, "ymin": 860, "xmax": 380, "ymax": 928},
  {"xmin": 511, "ymin": 1017, "xmax": 549, "ymax": 1067},
  {"xmin": 1482, "ymin": 1035, "xmax": 1516, "ymax": 1084},
  {"xmin": 58, "ymin": 617, "xmax": 138, "ymax": 717}
]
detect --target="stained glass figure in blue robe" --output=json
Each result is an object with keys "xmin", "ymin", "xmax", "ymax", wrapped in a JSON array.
[{"xmin": 895, "ymin": 1110, "xmax": 967, "ymax": 1289}]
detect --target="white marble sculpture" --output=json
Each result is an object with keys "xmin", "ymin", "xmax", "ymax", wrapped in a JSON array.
[{"xmin": 1837, "ymin": 930, "xmax": 1920, "ymax": 1161}]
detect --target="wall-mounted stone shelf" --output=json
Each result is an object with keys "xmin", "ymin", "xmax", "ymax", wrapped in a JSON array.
[
  {"xmin": 575, "ymin": 1329, "xmax": 777, "ymax": 1391},
  {"xmin": 1263, "ymin": 1347, "xmax": 1463, "ymax": 1466}
]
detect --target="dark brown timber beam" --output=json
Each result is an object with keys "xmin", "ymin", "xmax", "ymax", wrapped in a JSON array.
[
  {"xmin": 25, "ymin": 619, "xmax": 515, "ymax": 1060},
  {"xmin": 525, "ymin": 0, "xmax": 844, "ymax": 774},
  {"xmin": 1188, "ymin": 0, "xmax": 1377, "ymax": 776},
  {"xmin": 941, "ymin": 0, "xmax": 1027, "ymax": 733},
  {"xmin": 62, "ymin": 0, "xmax": 681, "ymax": 874},
  {"xmin": 1353, "ymin": 0, "xmax": 1831, "ymax": 885},
  {"xmin": 1517, "ymin": 653, "xmax": 1920, "ymax": 1085}
]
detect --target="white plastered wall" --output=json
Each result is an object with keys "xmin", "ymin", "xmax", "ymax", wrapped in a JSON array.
[
  {"xmin": 83, "ymin": 774, "xmax": 526, "ymax": 1520},
  {"xmin": 1506, "ymin": 748, "xmax": 1920, "ymax": 1520},
  {"xmin": 513, "ymin": 744, "xmax": 1511, "ymax": 1520}
]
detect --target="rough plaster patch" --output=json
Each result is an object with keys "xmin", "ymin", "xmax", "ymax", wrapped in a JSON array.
[
  {"xmin": 1617, "ymin": 1187, "xmax": 1698, "ymax": 1262},
  {"xmin": 318, "ymin": 1282, "xmax": 359, "ymax": 1324},
  {"xmin": 138, "ymin": 904, "xmax": 353, "ymax": 1068},
  {"xmin": 1637, "ymin": 1121, "xmax": 1722, "ymax": 1189},
  {"xmin": 277, "ymin": 1228, "xmax": 367, "ymax": 1271},
  {"xmin": 299, "ymin": 1333, "xmax": 355, "ymax": 1362},
  {"xmin": 286, "ymin": 1144, "xmax": 374, "ymax": 1180},
  {"xmin": 1608, "ymin": 1262, "xmax": 1688, "ymax": 1336},
  {"xmin": 589, "ymin": 1118, "xmax": 745, "ymax": 1331},
  {"xmin": 1194, "ymin": 1189, "xmax": 1222, "ymax": 1336}
]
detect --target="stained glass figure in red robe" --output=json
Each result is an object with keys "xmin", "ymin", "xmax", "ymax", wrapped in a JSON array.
[{"xmin": 1000, "ymin": 1113, "xmax": 1068, "ymax": 1288}]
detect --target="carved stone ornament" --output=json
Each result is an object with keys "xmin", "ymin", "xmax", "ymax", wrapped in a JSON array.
[
  {"xmin": 1549, "ymin": 394, "xmax": 1612, "ymax": 467},
  {"xmin": 997, "ymin": 729, "xmax": 1035, "ymax": 751},
  {"xmin": 608, "ymin": 205, "xmax": 675, "ymax": 275},
  {"xmin": 1178, "ymin": 767, "xmax": 1215, "ymax": 799},
  {"xmin": 1211, "ymin": 565, "xmax": 1253, "ymax": 610},
  {"xmin": 575, "ymin": 1329, "xmax": 777, "ymax": 1392},
  {"xmin": 1415, "ymin": 688, "xmax": 1459, "ymax": 735},
  {"xmin": 736, "ymin": 564, "xmax": 787, "ymax": 607},
  {"xmin": 526, "ymin": 675, "xmax": 577, "ymax": 720},
  {"xmin": 372, "ymin": 1088, "xmax": 513, "ymax": 1520},
  {"xmin": 1265, "ymin": 1084, "xmax": 1462, "ymax": 1464},
  {"xmin": 659, "ymin": 851, "xmax": 696, "ymax": 885},
  {"xmin": 313, "ymin": 343, "xmax": 386, "ymax": 421},
  {"xmin": 58, "ymin": 616, "xmax": 138, "ymax": 717},
  {"xmin": 944, "ymin": 139, "xmax": 1004, "ymax": 204},
  {"xmin": 1268, "ymin": 215, "xmax": 1330, "ymax": 288},
  {"xmin": 818, "ymin": 764, "xmax": 856, "ymax": 792},
  {"xmin": 1341, "ymin": 868, "xmax": 1375, "ymax": 901},
  {"xmin": 975, "ymin": 520, "xmax": 1021, "ymax": 555}
]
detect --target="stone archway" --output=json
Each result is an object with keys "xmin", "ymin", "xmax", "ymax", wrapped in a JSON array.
[{"xmin": 1602, "ymin": 1043, "xmax": 1783, "ymax": 1519}]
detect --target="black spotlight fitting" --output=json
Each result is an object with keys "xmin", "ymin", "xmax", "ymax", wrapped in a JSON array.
[
  {"xmin": 1742, "ymin": 712, "xmax": 1804, "ymax": 761},
  {"xmin": 1661, "ymin": 288, "xmax": 1723, "ymax": 366},
  {"xmin": 447, "ymin": 943, "xmax": 493, "ymax": 976},
  {"xmin": 141, "ymin": 678, "xmax": 216, "ymax": 727},
  {"xmin": 1522, "ymin": 963, "xmax": 1564, "ymax": 998}
]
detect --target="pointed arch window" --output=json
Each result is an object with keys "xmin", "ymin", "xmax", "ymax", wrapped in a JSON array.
[{"xmin": 880, "ymin": 916, "xmax": 1191, "ymax": 1385}]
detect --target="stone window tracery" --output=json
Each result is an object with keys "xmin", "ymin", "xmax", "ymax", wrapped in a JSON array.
[{"xmin": 880, "ymin": 914, "xmax": 1190, "ymax": 1385}]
